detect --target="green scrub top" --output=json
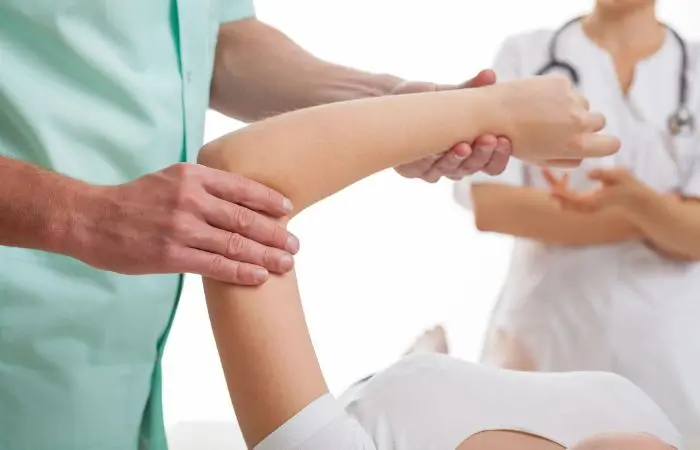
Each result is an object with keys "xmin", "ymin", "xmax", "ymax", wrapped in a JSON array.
[{"xmin": 0, "ymin": 1, "xmax": 253, "ymax": 449}]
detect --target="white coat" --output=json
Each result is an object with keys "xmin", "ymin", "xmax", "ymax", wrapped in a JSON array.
[{"xmin": 455, "ymin": 22, "xmax": 700, "ymax": 444}]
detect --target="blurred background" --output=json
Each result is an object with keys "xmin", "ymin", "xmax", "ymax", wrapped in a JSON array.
[{"xmin": 163, "ymin": 0, "xmax": 699, "ymax": 447}]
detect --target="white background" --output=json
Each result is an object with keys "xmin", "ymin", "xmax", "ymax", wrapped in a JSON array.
[{"xmin": 163, "ymin": 0, "xmax": 699, "ymax": 447}]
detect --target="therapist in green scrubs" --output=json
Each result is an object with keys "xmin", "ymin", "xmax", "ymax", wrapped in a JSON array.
[{"xmin": 0, "ymin": 1, "xmax": 512, "ymax": 449}]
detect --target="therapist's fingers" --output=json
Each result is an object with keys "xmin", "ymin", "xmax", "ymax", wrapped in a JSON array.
[
  {"xmin": 456, "ymin": 69, "xmax": 497, "ymax": 89},
  {"xmin": 585, "ymin": 111, "xmax": 606, "ymax": 132},
  {"xmin": 430, "ymin": 142, "xmax": 474, "ymax": 177},
  {"xmin": 172, "ymin": 247, "xmax": 271, "ymax": 285},
  {"xmin": 203, "ymin": 196, "xmax": 299, "ymax": 254},
  {"xmin": 580, "ymin": 133, "xmax": 622, "ymax": 158},
  {"xmin": 395, "ymin": 154, "xmax": 441, "ymax": 179},
  {"xmin": 202, "ymin": 167, "xmax": 293, "ymax": 218},
  {"xmin": 480, "ymin": 136, "xmax": 511, "ymax": 176},
  {"xmin": 424, "ymin": 136, "xmax": 498, "ymax": 181},
  {"xmin": 190, "ymin": 226, "xmax": 294, "ymax": 276},
  {"xmin": 452, "ymin": 137, "xmax": 498, "ymax": 174},
  {"xmin": 457, "ymin": 143, "xmax": 496, "ymax": 175}
]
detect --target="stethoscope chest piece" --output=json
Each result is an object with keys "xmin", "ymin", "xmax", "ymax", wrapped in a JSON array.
[{"xmin": 668, "ymin": 107, "xmax": 695, "ymax": 136}]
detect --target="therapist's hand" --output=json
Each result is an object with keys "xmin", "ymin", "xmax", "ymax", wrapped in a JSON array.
[
  {"xmin": 393, "ymin": 69, "xmax": 512, "ymax": 182},
  {"xmin": 71, "ymin": 163, "xmax": 298, "ymax": 285},
  {"xmin": 545, "ymin": 167, "xmax": 654, "ymax": 213}
]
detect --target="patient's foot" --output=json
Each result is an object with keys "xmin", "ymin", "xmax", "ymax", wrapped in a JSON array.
[{"xmin": 404, "ymin": 325, "xmax": 449, "ymax": 355}]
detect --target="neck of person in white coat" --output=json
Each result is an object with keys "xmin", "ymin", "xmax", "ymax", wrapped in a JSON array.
[{"xmin": 584, "ymin": 0, "xmax": 664, "ymax": 94}]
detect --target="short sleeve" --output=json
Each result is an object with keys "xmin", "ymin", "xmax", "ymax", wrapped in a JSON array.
[
  {"xmin": 255, "ymin": 394, "xmax": 376, "ymax": 450},
  {"xmin": 219, "ymin": 0, "xmax": 256, "ymax": 24},
  {"xmin": 453, "ymin": 35, "xmax": 527, "ymax": 210}
]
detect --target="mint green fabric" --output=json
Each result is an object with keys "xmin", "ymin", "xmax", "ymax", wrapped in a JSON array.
[
  {"xmin": 220, "ymin": 0, "xmax": 256, "ymax": 23},
  {"xmin": 0, "ymin": 1, "xmax": 254, "ymax": 448}
]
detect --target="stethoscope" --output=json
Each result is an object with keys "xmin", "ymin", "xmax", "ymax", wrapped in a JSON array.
[{"xmin": 535, "ymin": 16, "xmax": 695, "ymax": 136}]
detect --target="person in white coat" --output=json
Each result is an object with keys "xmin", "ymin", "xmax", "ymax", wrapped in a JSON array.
[{"xmin": 455, "ymin": 0, "xmax": 700, "ymax": 443}]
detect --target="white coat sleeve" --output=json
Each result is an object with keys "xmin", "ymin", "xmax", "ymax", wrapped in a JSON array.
[
  {"xmin": 254, "ymin": 394, "xmax": 377, "ymax": 450},
  {"xmin": 679, "ymin": 43, "xmax": 700, "ymax": 199},
  {"xmin": 453, "ymin": 35, "xmax": 528, "ymax": 211},
  {"xmin": 681, "ymin": 149, "xmax": 700, "ymax": 199}
]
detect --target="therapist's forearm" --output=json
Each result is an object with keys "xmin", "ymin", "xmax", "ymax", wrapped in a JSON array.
[
  {"xmin": 471, "ymin": 184, "xmax": 642, "ymax": 246},
  {"xmin": 210, "ymin": 18, "xmax": 403, "ymax": 122},
  {"xmin": 0, "ymin": 156, "xmax": 88, "ymax": 254},
  {"xmin": 626, "ymin": 194, "xmax": 700, "ymax": 259}
]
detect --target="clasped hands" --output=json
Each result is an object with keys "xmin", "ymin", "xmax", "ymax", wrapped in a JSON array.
[
  {"xmin": 542, "ymin": 166, "xmax": 677, "ymax": 213},
  {"xmin": 543, "ymin": 166, "xmax": 688, "ymax": 259}
]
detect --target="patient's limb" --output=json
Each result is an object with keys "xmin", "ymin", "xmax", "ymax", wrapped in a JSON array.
[
  {"xmin": 199, "ymin": 75, "xmax": 619, "ymax": 215},
  {"xmin": 569, "ymin": 433, "xmax": 674, "ymax": 450},
  {"xmin": 198, "ymin": 75, "xmax": 619, "ymax": 448},
  {"xmin": 481, "ymin": 328, "xmax": 539, "ymax": 371},
  {"xmin": 404, "ymin": 325, "xmax": 450, "ymax": 355}
]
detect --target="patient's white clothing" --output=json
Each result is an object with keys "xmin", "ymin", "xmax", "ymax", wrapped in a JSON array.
[{"xmin": 255, "ymin": 354, "xmax": 682, "ymax": 450}]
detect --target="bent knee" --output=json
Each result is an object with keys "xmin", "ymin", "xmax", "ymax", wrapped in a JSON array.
[{"xmin": 482, "ymin": 329, "xmax": 539, "ymax": 371}]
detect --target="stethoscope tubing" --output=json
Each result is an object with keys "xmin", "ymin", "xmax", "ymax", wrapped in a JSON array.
[{"xmin": 535, "ymin": 16, "xmax": 693, "ymax": 136}]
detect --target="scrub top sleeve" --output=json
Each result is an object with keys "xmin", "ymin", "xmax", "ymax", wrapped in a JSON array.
[
  {"xmin": 453, "ymin": 35, "xmax": 527, "ymax": 210},
  {"xmin": 219, "ymin": 0, "xmax": 256, "ymax": 23},
  {"xmin": 255, "ymin": 394, "xmax": 377, "ymax": 450}
]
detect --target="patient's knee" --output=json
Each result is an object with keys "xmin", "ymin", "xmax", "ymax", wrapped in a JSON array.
[{"xmin": 482, "ymin": 329, "xmax": 539, "ymax": 372}]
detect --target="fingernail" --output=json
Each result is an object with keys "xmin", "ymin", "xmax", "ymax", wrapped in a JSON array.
[
  {"xmin": 282, "ymin": 198, "xmax": 294, "ymax": 213},
  {"xmin": 253, "ymin": 268, "xmax": 269, "ymax": 283},
  {"xmin": 286, "ymin": 234, "xmax": 300, "ymax": 254},
  {"xmin": 279, "ymin": 254, "xmax": 295, "ymax": 272}
]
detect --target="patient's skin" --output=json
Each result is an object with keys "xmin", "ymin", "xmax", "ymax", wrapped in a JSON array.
[
  {"xmin": 455, "ymin": 431, "xmax": 674, "ymax": 450},
  {"xmin": 199, "ymin": 75, "xmax": 618, "ymax": 215},
  {"xmin": 458, "ymin": 430, "xmax": 562, "ymax": 450},
  {"xmin": 198, "ymin": 75, "xmax": 620, "ymax": 448},
  {"xmin": 569, "ymin": 432, "xmax": 674, "ymax": 450}
]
